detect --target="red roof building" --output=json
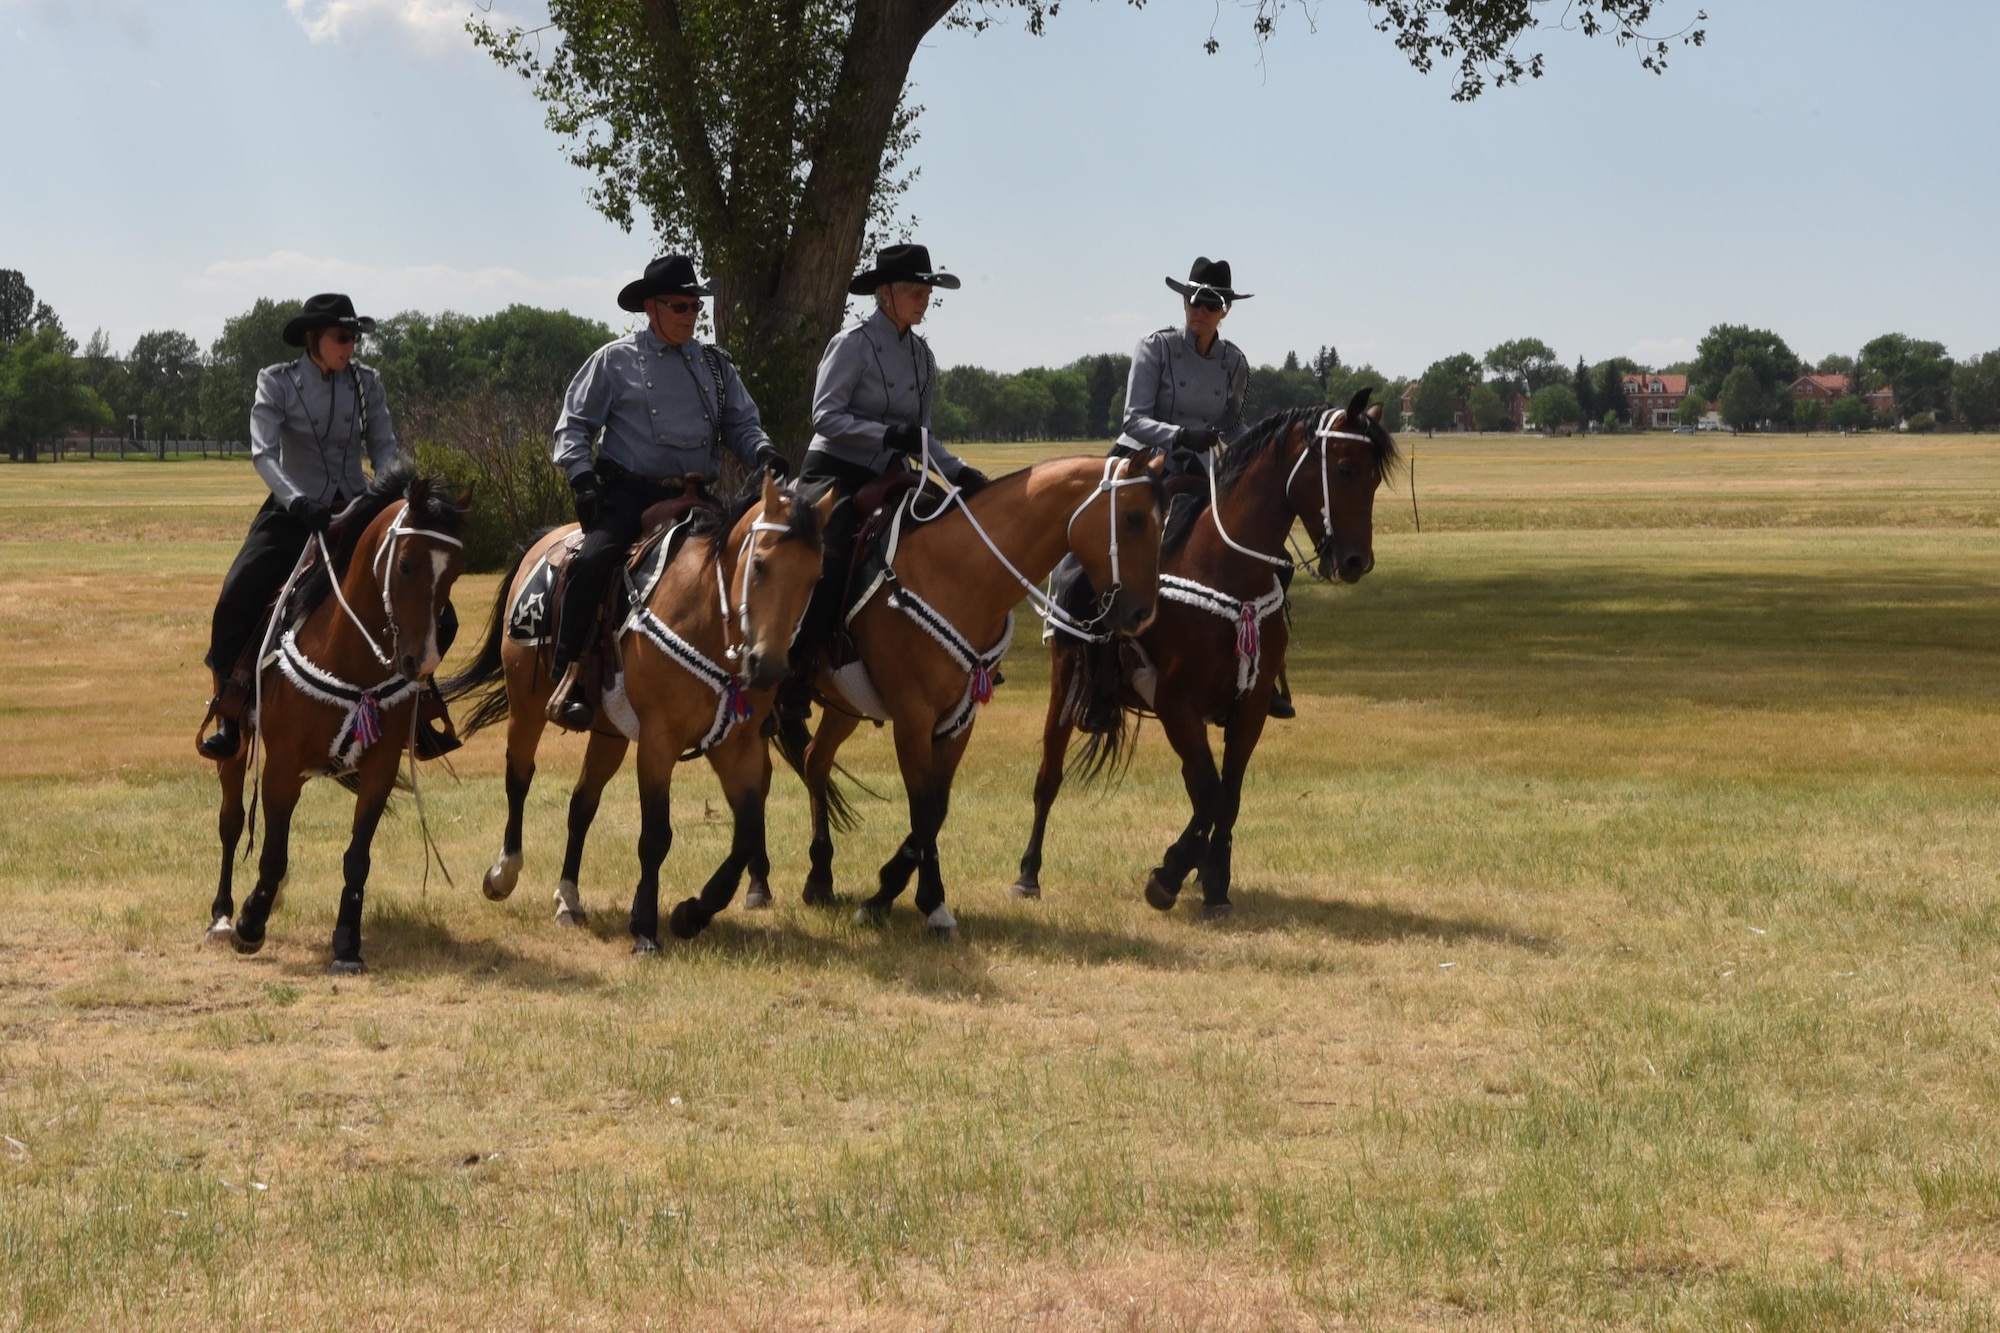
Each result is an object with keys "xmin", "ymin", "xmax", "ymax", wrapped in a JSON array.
[{"xmin": 1623, "ymin": 373, "xmax": 1692, "ymax": 429}]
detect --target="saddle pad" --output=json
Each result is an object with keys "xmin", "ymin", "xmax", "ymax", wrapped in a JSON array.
[
  {"xmin": 825, "ymin": 661, "xmax": 890, "ymax": 723},
  {"xmin": 505, "ymin": 519, "xmax": 692, "ymax": 646}
]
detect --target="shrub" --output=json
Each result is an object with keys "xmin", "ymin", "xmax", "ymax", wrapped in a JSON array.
[{"xmin": 404, "ymin": 389, "xmax": 571, "ymax": 572}]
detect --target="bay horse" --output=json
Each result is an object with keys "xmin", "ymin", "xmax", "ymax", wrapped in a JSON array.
[
  {"xmin": 1013, "ymin": 392, "xmax": 1398, "ymax": 920},
  {"xmin": 444, "ymin": 474, "xmax": 834, "ymax": 951},
  {"xmin": 207, "ymin": 461, "xmax": 471, "ymax": 972},
  {"xmin": 781, "ymin": 452, "xmax": 1166, "ymax": 939}
]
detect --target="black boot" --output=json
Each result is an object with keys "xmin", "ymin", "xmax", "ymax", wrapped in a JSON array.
[
  {"xmin": 1267, "ymin": 668, "xmax": 1296, "ymax": 719},
  {"xmin": 774, "ymin": 674, "xmax": 815, "ymax": 728},
  {"xmin": 198, "ymin": 713, "xmax": 241, "ymax": 761},
  {"xmin": 544, "ymin": 661, "xmax": 594, "ymax": 733},
  {"xmin": 414, "ymin": 683, "xmax": 463, "ymax": 759}
]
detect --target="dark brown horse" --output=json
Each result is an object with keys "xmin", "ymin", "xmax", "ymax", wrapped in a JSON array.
[
  {"xmin": 206, "ymin": 462, "xmax": 471, "ymax": 971},
  {"xmin": 785, "ymin": 453, "xmax": 1166, "ymax": 938},
  {"xmin": 1014, "ymin": 392, "xmax": 1397, "ymax": 919}
]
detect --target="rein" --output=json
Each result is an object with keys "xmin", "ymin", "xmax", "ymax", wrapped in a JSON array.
[
  {"xmin": 1205, "ymin": 409, "xmax": 1374, "ymax": 572},
  {"xmin": 317, "ymin": 501, "xmax": 466, "ymax": 670}
]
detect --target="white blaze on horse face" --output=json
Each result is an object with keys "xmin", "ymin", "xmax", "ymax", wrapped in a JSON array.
[{"xmin": 413, "ymin": 550, "xmax": 449, "ymax": 676}]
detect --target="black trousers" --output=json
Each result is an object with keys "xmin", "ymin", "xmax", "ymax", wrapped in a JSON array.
[
  {"xmin": 554, "ymin": 470, "xmax": 684, "ymax": 670},
  {"xmin": 208, "ymin": 497, "xmax": 316, "ymax": 675},
  {"xmin": 792, "ymin": 452, "xmax": 883, "ymax": 664}
]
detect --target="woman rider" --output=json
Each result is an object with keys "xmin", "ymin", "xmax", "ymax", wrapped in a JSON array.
[
  {"xmin": 197, "ymin": 293, "xmax": 459, "ymax": 761},
  {"xmin": 778, "ymin": 243, "xmax": 991, "ymax": 720},
  {"xmin": 1057, "ymin": 257, "xmax": 1293, "ymax": 726}
]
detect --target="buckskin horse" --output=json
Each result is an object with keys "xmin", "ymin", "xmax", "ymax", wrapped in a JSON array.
[
  {"xmin": 780, "ymin": 452, "xmax": 1165, "ymax": 939},
  {"xmin": 444, "ymin": 474, "xmax": 833, "ymax": 951},
  {"xmin": 206, "ymin": 461, "xmax": 471, "ymax": 972},
  {"xmin": 1013, "ymin": 392, "xmax": 1398, "ymax": 920}
]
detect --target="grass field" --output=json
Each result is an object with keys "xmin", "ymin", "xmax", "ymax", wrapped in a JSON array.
[{"xmin": 5, "ymin": 435, "xmax": 2000, "ymax": 1329}]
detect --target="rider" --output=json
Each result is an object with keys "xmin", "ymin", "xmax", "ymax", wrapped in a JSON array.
[
  {"xmin": 198, "ymin": 293, "xmax": 460, "ymax": 761},
  {"xmin": 778, "ymin": 243, "xmax": 991, "ymax": 722},
  {"xmin": 545, "ymin": 253, "xmax": 790, "ymax": 732}
]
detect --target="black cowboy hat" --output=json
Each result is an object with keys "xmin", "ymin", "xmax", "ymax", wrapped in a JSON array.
[
  {"xmin": 617, "ymin": 254, "xmax": 714, "ymax": 312},
  {"xmin": 1164, "ymin": 257, "xmax": 1253, "ymax": 304},
  {"xmin": 848, "ymin": 243, "xmax": 961, "ymax": 296},
  {"xmin": 282, "ymin": 293, "xmax": 377, "ymax": 347}
]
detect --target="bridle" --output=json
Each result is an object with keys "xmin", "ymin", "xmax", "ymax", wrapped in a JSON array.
[
  {"xmin": 319, "ymin": 500, "xmax": 465, "ymax": 672},
  {"xmin": 715, "ymin": 499, "xmax": 800, "ymax": 667},
  {"xmin": 1203, "ymin": 409, "xmax": 1375, "ymax": 576}
]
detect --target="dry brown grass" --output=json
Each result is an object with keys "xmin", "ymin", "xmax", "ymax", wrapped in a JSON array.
[{"xmin": 4, "ymin": 440, "xmax": 2000, "ymax": 1329}]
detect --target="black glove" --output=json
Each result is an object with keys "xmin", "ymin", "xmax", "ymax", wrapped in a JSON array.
[
  {"xmin": 1175, "ymin": 425, "xmax": 1221, "ymax": 455},
  {"xmin": 882, "ymin": 423, "xmax": 923, "ymax": 456},
  {"xmin": 954, "ymin": 467, "xmax": 991, "ymax": 497},
  {"xmin": 1167, "ymin": 447, "xmax": 1206, "ymax": 476},
  {"xmin": 286, "ymin": 495, "xmax": 333, "ymax": 533},
  {"xmin": 755, "ymin": 444, "xmax": 792, "ymax": 480},
  {"xmin": 570, "ymin": 470, "xmax": 602, "ymax": 530}
]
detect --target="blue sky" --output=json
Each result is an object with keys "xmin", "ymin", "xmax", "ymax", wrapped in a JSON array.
[{"xmin": 2, "ymin": 0, "xmax": 1994, "ymax": 378}]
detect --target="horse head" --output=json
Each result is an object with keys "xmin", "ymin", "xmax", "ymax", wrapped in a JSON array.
[
  {"xmin": 1291, "ymin": 387, "xmax": 1396, "ymax": 584},
  {"xmin": 375, "ymin": 475, "xmax": 473, "ymax": 682},
  {"xmin": 1066, "ymin": 452, "xmax": 1165, "ymax": 636},
  {"xmin": 730, "ymin": 473, "xmax": 833, "ymax": 690}
]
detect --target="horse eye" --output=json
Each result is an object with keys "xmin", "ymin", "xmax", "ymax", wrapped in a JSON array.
[
  {"xmin": 398, "ymin": 559, "xmax": 413, "ymax": 575},
  {"xmin": 751, "ymin": 557, "xmax": 769, "ymax": 577},
  {"xmin": 1125, "ymin": 511, "xmax": 1147, "ymax": 531},
  {"xmin": 1336, "ymin": 462, "xmax": 1357, "ymax": 481}
]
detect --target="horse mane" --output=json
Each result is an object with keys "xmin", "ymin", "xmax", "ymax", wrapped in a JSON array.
[
  {"xmin": 1165, "ymin": 394, "xmax": 1400, "ymax": 558},
  {"xmin": 295, "ymin": 458, "xmax": 469, "ymax": 620},
  {"xmin": 697, "ymin": 475, "xmax": 831, "ymax": 557}
]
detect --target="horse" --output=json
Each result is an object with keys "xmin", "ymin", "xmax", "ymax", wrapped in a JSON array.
[
  {"xmin": 1012, "ymin": 391, "xmax": 1398, "ymax": 920},
  {"xmin": 779, "ymin": 452, "xmax": 1166, "ymax": 940},
  {"xmin": 444, "ymin": 474, "xmax": 834, "ymax": 951},
  {"xmin": 206, "ymin": 461, "xmax": 472, "ymax": 972}
]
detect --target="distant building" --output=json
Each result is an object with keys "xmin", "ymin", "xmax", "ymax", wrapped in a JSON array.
[
  {"xmin": 1398, "ymin": 381, "xmax": 1530, "ymax": 431},
  {"xmin": 1623, "ymin": 373, "xmax": 1692, "ymax": 429},
  {"xmin": 1789, "ymin": 373, "xmax": 1897, "ymax": 418}
]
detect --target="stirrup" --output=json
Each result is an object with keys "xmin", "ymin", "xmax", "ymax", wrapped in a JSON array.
[
  {"xmin": 197, "ymin": 712, "xmax": 241, "ymax": 761},
  {"xmin": 544, "ymin": 662, "xmax": 594, "ymax": 732},
  {"xmin": 414, "ymin": 684, "xmax": 462, "ymax": 759}
]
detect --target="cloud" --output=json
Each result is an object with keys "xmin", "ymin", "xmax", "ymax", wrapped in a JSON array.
[
  {"xmin": 188, "ymin": 250, "xmax": 621, "ymax": 316},
  {"xmin": 1626, "ymin": 337, "xmax": 1695, "ymax": 366},
  {"xmin": 284, "ymin": 0, "xmax": 496, "ymax": 54},
  {"xmin": 0, "ymin": 0, "xmax": 150, "ymax": 44}
]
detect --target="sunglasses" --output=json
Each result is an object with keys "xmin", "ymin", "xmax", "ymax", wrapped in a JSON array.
[
  {"xmin": 659, "ymin": 299, "xmax": 704, "ymax": 315},
  {"xmin": 1188, "ymin": 288, "xmax": 1227, "ymax": 312},
  {"xmin": 326, "ymin": 329, "xmax": 357, "ymax": 346}
]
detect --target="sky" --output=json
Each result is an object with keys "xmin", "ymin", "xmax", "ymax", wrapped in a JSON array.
[{"xmin": 2, "ymin": 0, "xmax": 1995, "ymax": 379}]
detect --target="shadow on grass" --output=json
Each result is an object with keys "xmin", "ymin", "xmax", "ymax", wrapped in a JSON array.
[
  {"xmin": 272, "ymin": 897, "xmax": 606, "ymax": 992},
  {"xmin": 1216, "ymin": 887, "xmax": 1560, "ymax": 953}
]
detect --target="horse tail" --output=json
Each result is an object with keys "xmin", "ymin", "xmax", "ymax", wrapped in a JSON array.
[
  {"xmin": 771, "ymin": 704, "xmax": 864, "ymax": 833},
  {"xmin": 1066, "ymin": 639, "xmax": 1140, "ymax": 789},
  {"xmin": 440, "ymin": 538, "xmax": 537, "ymax": 739}
]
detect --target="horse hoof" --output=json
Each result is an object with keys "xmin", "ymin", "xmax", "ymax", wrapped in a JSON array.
[
  {"xmin": 853, "ymin": 904, "xmax": 887, "ymax": 927},
  {"xmin": 329, "ymin": 957, "xmax": 366, "ymax": 975},
  {"xmin": 1010, "ymin": 877, "xmax": 1041, "ymax": 900},
  {"xmin": 206, "ymin": 916, "xmax": 234, "ymax": 945},
  {"xmin": 631, "ymin": 935, "xmax": 660, "ymax": 956},
  {"xmin": 803, "ymin": 877, "xmax": 836, "ymax": 908},
  {"xmin": 482, "ymin": 853, "xmax": 523, "ymax": 902},
  {"xmin": 229, "ymin": 925, "xmax": 265, "ymax": 956},
  {"xmin": 553, "ymin": 880, "xmax": 584, "ymax": 925},
  {"xmin": 1199, "ymin": 901, "xmax": 1234, "ymax": 924},
  {"xmin": 933, "ymin": 925, "xmax": 960, "ymax": 943},
  {"xmin": 743, "ymin": 882, "xmax": 773, "ymax": 911},
  {"xmin": 554, "ymin": 907, "xmax": 586, "ymax": 928},
  {"xmin": 667, "ymin": 900, "xmax": 707, "ymax": 941},
  {"xmin": 1143, "ymin": 873, "xmax": 1179, "ymax": 912}
]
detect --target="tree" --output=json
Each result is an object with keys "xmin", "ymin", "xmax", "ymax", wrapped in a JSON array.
[
  {"xmin": 0, "ymin": 326, "xmax": 112, "ymax": 461},
  {"xmin": 1310, "ymin": 345, "xmax": 1340, "ymax": 391},
  {"xmin": 1952, "ymin": 351, "xmax": 2000, "ymax": 431},
  {"xmin": 77, "ymin": 329, "xmax": 129, "ymax": 440},
  {"xmin": 1690, "ymin": 324, "xmax": 1802, "ymax": 421},
  {"xmin": 127, "ymin": 330, "xmax": 204, "ymax": 442},
  {"xmin": 1466, "ymin": 382, "xmax": 1506, "ymax": 432},
  {"xmin": 1858, "ymin": 333, "xmax": 1953, "ymax": 418},
  {"xmin": 1410, "ymin": 377, "xmax": 1455, "ymax": 437},
  {"xmin": 1085, "ymin": 353, "xmax": 1118, "ymax": 438},
  {"xmin": 1483, "ymin": 337, "xmax": 1560, "ymax": 400},
  {"xmin": 475, "ymin": 1, "xmax": 1702, "ymax": 455},
  {"xmin": 1571, "ymin": 356, "xmax": 1595, "ymax": 424},
  {"xmin": 1794, "ymin": 397, "xmax": 1825, "ymax": 434},
  {"xmin": 1673, "ymin": 392, "xmax": 1706, "ymax": 428},
  {"xmin": 1525, "ymin": 383, "xmax": 1582, "ymax": 433},
  {"xmin": 1828, "ymin": 392, "xmax": 1870, "ymax": 433},
  {"xmin": 1815, "ymin": 352, "xmax": 1855, "ymax": 376},
  {"xmin": 1247, "ymin": 358, "xmax": 1322, "ymax": 419},
  {"xmin": 1595, "ymin": 357, "xmax": 1644, "ymax": 425},
  {"xmin": 1718, "ymin": 365, "xmax": 1762, "ymax": 432},
  {"xmin": 201, "ymin": 298, "xmax": 303, "ymax": 442}
]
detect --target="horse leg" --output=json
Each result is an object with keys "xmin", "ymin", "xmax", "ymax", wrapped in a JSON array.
[
  {"xmin": 669, "ymin": 732, "xmax": 765, "ymax": 940},
  {"xmin": 802, "ymin": 707, "xmax": 861, "ymax": 906},
  {"xmin": 1014, "ymin": 644, "xmax": 1080, "ymax": 899},
  {"xmin": 857, "ymin": 714, "xmax": 945, "ymax": 927},
  {"xmin": 1197, "ymin": 700, "xmax": 1271, "ymax": 922},
  {"xmin": 911, "ymin": 730, "xmax": 972, "ymax": 941},
  {"xmin": 742, "ymin": 743, "xmax": 776, "ymax": 910},
  {"xmin": 208, "ymin": 749, "xmax": 249, "ymax": 941},
  {"xmin": 1145, "ymin": 703, "xmax": 1218, "ymax": 913},
  {"xmin": 483, "ymin": 705, "xmax": 547, "ymax": 903},
  {"xmin": 556, "ymin": 730, "xmax": 630, "ymax": 926},
  {"xmin": 627, "ymin": 733, "xmax": 677, "ymax": 953},
  {"xmin": 231, "ymin": 764, "xmax": 305, "ymax": 955},
  {"xmin": 328, "ymin": 752, "xmax": 401, "ymax": 973}
]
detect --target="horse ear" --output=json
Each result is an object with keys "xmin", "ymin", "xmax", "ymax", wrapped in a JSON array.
[
  {"xmin": 1366, "ymin": 403, "xmax": 1384, "ymax": 423},
  {"xmin": 454, "ymin": 483, "xmax": 475, "ymax": 511},
  {"xmin": 813, "ymin": 484, "xmax": 838, "ymax": 527},
  {"xmin": 760, "ymin": 471, "xmax": 783, "ymax": 514},
  {"xmin": 1346, "ymin": 386, "xmax": 1374, "ymax": 418},
  {"xmin": 407, "ymin": 475, "xmax": 430, "ymax": 510}
]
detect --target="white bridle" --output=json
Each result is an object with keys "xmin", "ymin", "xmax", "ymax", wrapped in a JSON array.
[
  {"xmin": 1204, "ymin": 409, "xmax": 1373, "ymax": 570},
  {"xmin": 910, "ymin": 442, "xmax": 1155, "ymax": 641},
  {"xmin": 318, "ymin": 500, "xmax": 465, "ymax": 670},
  {"xmin": 715, "ymin": 502, "xmax": 798, "ymax": 665}
]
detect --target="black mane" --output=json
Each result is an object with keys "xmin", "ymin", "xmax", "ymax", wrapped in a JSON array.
[
  {"xmin": 699, "ymin": 474, "xmax": 831, "ymax": 555},
  {"xmin": 1216, "ymin": 397, "xmax": 1401, "ymax": 492}
]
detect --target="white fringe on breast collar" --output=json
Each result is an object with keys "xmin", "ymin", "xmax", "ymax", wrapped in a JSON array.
[
  {"xmin": 622, "ymin": 603, "xmax": 749, "ymax": 754},
  {"xmin": 883, "ymin": 584, "xmax": 1014, "ymax": 740},
  {"xmin": 1158, "ymin": 573, "xmax": 1287, "ymax": 696},
  {"xmin": 274, "ymin": 627, "xmax": 425, "ymax": 771}
]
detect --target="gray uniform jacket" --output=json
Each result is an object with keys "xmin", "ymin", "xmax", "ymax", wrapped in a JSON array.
[
  {"xmin": 250, "ymin": 355, "xmax": 398, "ymax": 509},
  {"xmin": 1116, "ymin": 326, "xmax": 1249, "ymax": 454},
  {"xmin": 806, "ymin": 307, "xmax": 972, "ymax": 481},
  {"xmin": 551, "ymin": 328, "xmax": 772, "ymax": 482}
]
